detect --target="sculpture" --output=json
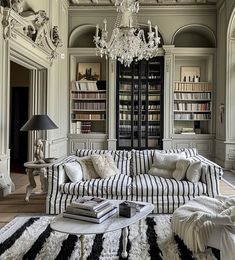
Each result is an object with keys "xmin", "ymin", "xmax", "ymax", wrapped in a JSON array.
[{"xmin": 34, "ymin": 139, "xmax": 44, "ymax": 163}]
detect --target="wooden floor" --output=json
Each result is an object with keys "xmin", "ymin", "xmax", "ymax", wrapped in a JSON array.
[{"xmin": 0, "ymin": 172, "xmax": 234, "ymax": 229}]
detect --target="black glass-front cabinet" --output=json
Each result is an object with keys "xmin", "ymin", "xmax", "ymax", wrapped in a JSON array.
[{"xmin": 116, "ymin": 57, "xmax": 164, "ymax": 150}]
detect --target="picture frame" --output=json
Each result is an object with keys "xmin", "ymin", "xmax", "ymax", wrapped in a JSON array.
[
  {"xmin": 77, "ymin": 62, "xmax": 101, "ymax": 81},
  {"xmin": 180, "ymin": 66, "xmax": 200, "ymax": 82}
]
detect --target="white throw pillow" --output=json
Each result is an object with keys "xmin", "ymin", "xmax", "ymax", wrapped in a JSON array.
[
  {"xmin": 153, "ymin": 151, "xmax": 186, "ymax": 170},
  {"xmin": 186, "ymin": 161, "xmax": 202, "ymax": 183},
  {"xmin": 91, "ymin": 153, "xmax": 120, "ymax": 179},
  {"xmin": 78, "ymin": 156, "xmax": 100, "ymax": 180},
  {"xmin": 148, "ymin": 167, "xmax": 173, "ymax": 179},
  {"xmin": 173, "ymin": 159, "xmax": 191, "ymax": 181},
  {"xmin": 64, "ymin": 161, "xmax": 83, "ymax": 182}
]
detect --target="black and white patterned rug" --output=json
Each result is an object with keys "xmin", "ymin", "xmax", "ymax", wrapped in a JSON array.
[{"xmin": 0, "ymin": 215, "xmax": 219, "ymax": 260}]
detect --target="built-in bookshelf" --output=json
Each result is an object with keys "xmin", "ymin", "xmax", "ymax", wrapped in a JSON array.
[
  {"xmin": 173, "ymin": 81, "xmax": 212, "ymax": 134},
  {"xmin": 71, "ymin": 80, "xmax": 106, "ymax": 134},
  {"xmin": 116, "ymin": 57, "xmax": 164, "ymax": 150}
]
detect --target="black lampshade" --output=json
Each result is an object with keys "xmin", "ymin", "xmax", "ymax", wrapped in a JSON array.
[{"xmin": 20, "ymin": 115, "xmax": 58, "ymax": 131}]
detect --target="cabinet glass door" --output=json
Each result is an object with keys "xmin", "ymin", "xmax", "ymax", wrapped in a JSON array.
[{"xmin": 117, "ymin": 57, "xmax": 164, "ymax": 150}]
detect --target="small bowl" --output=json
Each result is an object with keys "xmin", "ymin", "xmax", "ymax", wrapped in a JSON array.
[{"xmin": 44, "ymin": 158, "xmax": 57, "ymax": 163}]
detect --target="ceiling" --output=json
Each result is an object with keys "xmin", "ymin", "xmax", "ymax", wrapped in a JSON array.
[{"xmin": 69, "ymin": 0, "xmax": 217, "ymax": 6}]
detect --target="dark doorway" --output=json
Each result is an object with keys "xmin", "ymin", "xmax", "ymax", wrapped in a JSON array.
[{"xmin": 10, "ymin": 62, "xmax": 30, "ymax": 173}]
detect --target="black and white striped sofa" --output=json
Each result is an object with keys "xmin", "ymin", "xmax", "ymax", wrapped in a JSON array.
[{"xmin": 46, "ymin": 148, "xmax": 222, "ymax": 215}]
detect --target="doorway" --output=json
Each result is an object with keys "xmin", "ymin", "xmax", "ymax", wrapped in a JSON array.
[{"xmin": 9, "ymin": 62, "xmax": 30, "ymax": 173}]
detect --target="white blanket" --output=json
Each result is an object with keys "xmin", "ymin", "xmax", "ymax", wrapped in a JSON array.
[{"xmin": 171, "ymin": 196, "xmax": 235, "ymax": 260}]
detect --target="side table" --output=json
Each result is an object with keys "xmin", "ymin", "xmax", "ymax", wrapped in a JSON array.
[{"xmin": 24, "ymin": 161, "xmax": 52, "ymax": 202}]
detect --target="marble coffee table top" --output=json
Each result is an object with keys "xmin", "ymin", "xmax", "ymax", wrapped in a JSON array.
[{"xmin": 50, "ymin": 200, "xmax": 154, "ymax": 235}]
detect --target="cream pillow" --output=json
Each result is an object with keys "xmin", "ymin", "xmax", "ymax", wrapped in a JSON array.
[
  {"xmin": 91, "ymin": 153, "xmax": 119, "ymax": 179},
  {"xmin": 64, "ymin": 161, "xmax": 83, "ymax": 182},
  {"xmin": 153, "ymin": 151, "xmax": 186, "ymax": 170},
  {"xmin": 173, "ymin": 159, "xmax": 191, "ymax": 181},
  {"xmin": 186, "ymin": 161, "xmax": 202, "ymax": 183},
  {"xmin": 78, "ymin": 156, "xmax": 100, "ymax": 180},
  {"xmin": 148, "ymin": 152, "xmax": 187, "ymax": 179},
  {"xmin": 148, "ymin": 167, "xmax": 173, "ymax": 179}
]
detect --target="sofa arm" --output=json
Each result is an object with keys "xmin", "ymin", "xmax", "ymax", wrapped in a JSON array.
[
  {"xmin": 46, "ymin": 155, "xmax": 77, "ymax": 191},
  {"xmin": 191, "ymin": 155, "xmax": 223, "ymax": 197}
]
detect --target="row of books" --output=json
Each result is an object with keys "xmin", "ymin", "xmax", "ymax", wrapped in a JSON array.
[
  {"xmin": 73, "ymin": 102, "xmax": 106, "ymax": 110},
  {"xmin": 74, "ymin": 81, "xmax": 98, "ymax": 91},
  {"xmin": 119, "ymin": 95, "xmax": 161, "ymax": 102},
  {"xmin": 174, "ymin": 82, "xmax": 213, "ymax": 92},
  {"xmin": 72, "ymin": 92, "xmax": 106, "ymax": 99},
  {"xmin": 63, "ymin": 197, "xmax": 118, "ymax": 223},
  {"xmin": 119, "ymin": 104, "xmax": 160, "ymax": 110},
  {"xmin": 174, "ymin": 113, "xmax": 211, "ymax": 120},
  {"xmin": 71, "ymin": 121, "xmax": 92, "ymax": 134},
  {"xmin": 73, "ymin": 113, "xmax": 106, "ymax": 120},
  {"xmin": 174, "ymin": 92, "xmax": 211, "ymax": 100},
  {"xmin": 174, "ymin": 102, "xmax": 211, "ymax": 111}
]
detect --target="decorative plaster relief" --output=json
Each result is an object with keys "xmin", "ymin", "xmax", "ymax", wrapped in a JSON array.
[{"xmin": 0, "ymin": 1, "xmax": 62, "ymax": 65}]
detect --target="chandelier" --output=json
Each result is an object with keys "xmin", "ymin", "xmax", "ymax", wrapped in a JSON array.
[{"xmin": 94, "ymin": 0, "xmax": 161, "ymax": 67}]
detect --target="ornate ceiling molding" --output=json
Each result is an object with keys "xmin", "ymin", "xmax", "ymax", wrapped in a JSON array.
[
  {"xmin": 0, "ymin": 0, "xmax": 62, "ymax": 65},
  {"xmin": 69, "ymin": 0, "xmax": 217, "ymax": 6}
]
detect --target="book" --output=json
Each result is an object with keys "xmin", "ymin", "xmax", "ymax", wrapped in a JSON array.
[
  {"xmin": 63, "ymin": 207, "xmax": 118, "ymax": 223},
  {"xmin": 71, "ymin": 196, "xmax": 109, "ymax": 211},
  {"xmin": 66, "ymin": 203, "xmax": 114, "ymax": 218}
]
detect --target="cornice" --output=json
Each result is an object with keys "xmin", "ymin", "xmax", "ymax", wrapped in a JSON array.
[{"xmin": 68, "ymin": 4, "xmax": 216, "ymax": 14}]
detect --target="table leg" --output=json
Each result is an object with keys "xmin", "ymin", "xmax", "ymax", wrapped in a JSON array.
[
  {"xmin": 121, "ymin": 227, "xmax": 129, "ymax": 258},
  {"xmin": 25, "ymin": 168, "xmax": 36, "ymax": 202},
  {"xmin": 80, "ymin": 234, "xmax": 85, "ymax": 260},
  {"xmin": 39, "ymin": 168, "xmax": 47, "ymax": 192}
]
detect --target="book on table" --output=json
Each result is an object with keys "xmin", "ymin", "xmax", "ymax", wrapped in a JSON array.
[
  {"xmin": 66, "ymin": 202, "xmax": 114, "ymax": 218},
  {"xmin": 70, "ymin": 196, "xmax": 110, "ymax": 211},
  {"xmin": 63, "ymin": 206, "xmax": 118, "ymax": 223}
]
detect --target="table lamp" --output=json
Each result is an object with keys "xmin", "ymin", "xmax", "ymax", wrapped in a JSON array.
[{"xmin": 20, "ymin": 114, "xmax": 58, "ymax": 163}]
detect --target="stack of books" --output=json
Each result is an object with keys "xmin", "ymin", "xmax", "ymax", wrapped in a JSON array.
[{"xmin": 63, "ymin": 197, "xmax": 117, "ymax": 223}]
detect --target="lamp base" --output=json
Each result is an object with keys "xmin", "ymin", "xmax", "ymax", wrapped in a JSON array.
[{"xmin": 34, "ymin": 138, "xmax": 45, "ymax": 163}]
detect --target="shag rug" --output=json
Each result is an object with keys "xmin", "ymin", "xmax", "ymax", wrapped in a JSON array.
[{"xmin": 0, "ymin": 215, "xmax": 219, "ymax": 260}]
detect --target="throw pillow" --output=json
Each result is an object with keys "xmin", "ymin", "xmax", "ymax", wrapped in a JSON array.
[
  {"xmin": 148, "ymin": 167, "xmax": 173, "ymax": 179},
  {"xmin": 78, "ymin": 156, "xmax": 100, "ymax": 180},
  {"xmin": 186, "ymin": 161, "xmax": 202, "ymax": 183},
  {"xmin": 173, "ymin": 159, "xmax": 191, "ymax": 181},
  {"xmin": 91, "ymin": 153, "xmax": 120, "ymax": 179},
  {"xmin": 64, "ymin": 161, "xmax": 83, "ymax": 183},
  {"xmin": 153, "ymin": 151, "xmax": 186, "ymax": 170}
]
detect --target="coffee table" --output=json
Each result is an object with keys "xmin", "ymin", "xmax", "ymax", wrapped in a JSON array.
[{"xmin": 50, "ymin": 200, "xmax": 154, "ymax": 260}]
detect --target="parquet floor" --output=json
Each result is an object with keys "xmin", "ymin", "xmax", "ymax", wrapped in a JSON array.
[{"xmin": 0, "ymin": 172, "xmax": 234, "ymax": 229}]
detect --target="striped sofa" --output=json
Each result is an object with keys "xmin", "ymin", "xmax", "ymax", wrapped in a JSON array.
[{"xmin": 46, "ymin": 148, "xmax": 223, "ymax": 215}]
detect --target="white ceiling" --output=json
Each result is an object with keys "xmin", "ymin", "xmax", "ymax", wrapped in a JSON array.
[{"xmin": 69, "ymin": 0, "xmax": 217, "ymax": 6}]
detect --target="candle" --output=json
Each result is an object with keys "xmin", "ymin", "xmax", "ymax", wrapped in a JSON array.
[
  {"xmin": 103, "ymin": 18, "xmax": 107, "ymax": 31},
  {"xmin": 148, "ymin": 20, "xmax": 152, "ymax": 33},
  {"xmin": 96, "ymin": 24, "xmax": 99, "ymax": 37},
  {"xmin": 155, "ymin": 25, "xmax": 158, "ymax": 38}
]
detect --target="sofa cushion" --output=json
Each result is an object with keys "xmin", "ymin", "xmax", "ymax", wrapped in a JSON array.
[
  {"xmin": 132, "ymin": 174, "xmax": 206, "ymax": 197},
  {"xmin": 132, "ymin": 149, "xmax": 155, "ymax": 176},
  {"xmin": 186, "ymin": 161, "xmax": 202, "ymax": 183},
  {"xmin": 91, "ymin": 153, "xmax": 119, "ymax": 178},
  {"xmin": 76, "ymin": 149, "xmax": 131, "ymax": 176},
  {"xmin": 64, "ymin": 161, "xmax": 83, "ymax": 182},
  {"xmin": 173, "ymin": 159, "xmax": 191, "ymax": 181},
  {"xmin": 60, "ymin": 174, "xmax": 132, "ymax": 196},
  {"xmin": 78, "ymin": 156, "xmax": 100, "ymax": 180}
]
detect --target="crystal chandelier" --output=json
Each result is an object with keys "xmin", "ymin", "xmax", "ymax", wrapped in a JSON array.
[{"xmin": 94, "ymin": 0, "xmax": 161, "ymax": 67}]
